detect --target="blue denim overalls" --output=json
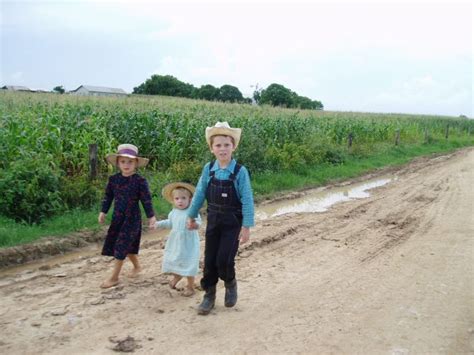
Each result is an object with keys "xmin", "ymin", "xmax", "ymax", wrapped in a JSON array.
[{"xmin": 201, "ymin": 161, "xmax": 243, "ymax": 290}]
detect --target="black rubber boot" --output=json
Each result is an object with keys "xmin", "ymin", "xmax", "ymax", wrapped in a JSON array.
[
  {"xmin": 197, "ymin": 286, "xmax": 216, "ymax": 315},
  {"xmin": 224, "ymin": 279, "xmax": 238, "ymax": 307}
]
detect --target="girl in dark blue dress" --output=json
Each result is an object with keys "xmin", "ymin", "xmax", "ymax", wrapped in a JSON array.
[{"xmin": 98, "ymin": 144, "xmax": 156, "ymax": 288}]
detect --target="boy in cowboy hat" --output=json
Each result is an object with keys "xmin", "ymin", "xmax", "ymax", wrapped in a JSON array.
[
  {"xmin": 155, "ymin": 182, "xmax": 201, "ymax": 297},
  {"xmin": 187, "ymin": 122, "xmax": 255, "ymax": 315},
  {"xmin": 99, "ymin": 144, "xmax": 156, "ymax": 288}
]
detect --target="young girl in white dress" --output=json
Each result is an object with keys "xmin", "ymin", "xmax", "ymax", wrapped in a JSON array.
[{"xmin": 155, "ymin": 182, "xmax": 201, "ymax": 296}]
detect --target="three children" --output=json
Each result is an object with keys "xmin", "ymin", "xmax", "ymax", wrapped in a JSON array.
[{"xmin": 99, "ymin": 121, "xmax": 254, "ymax": 315}]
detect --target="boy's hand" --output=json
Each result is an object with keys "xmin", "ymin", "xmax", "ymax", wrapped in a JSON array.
[
  {"xmin": 187, "ymin": 218, "xmax": 199, "ymax": 230},
  {"xmin": 148, "ymin": 216, "xmax": 157, "ymax": 229},
  {"xmin": 98, "ymin": 212, "xmax": 106, "ymax": 224},
  {"xmin": 239, "ymin": 227, "xmax": 250, "ymax": 244}
]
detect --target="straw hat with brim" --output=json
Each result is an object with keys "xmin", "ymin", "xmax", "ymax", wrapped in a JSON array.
[
  {"xmin": 205, "ymin": 121, "xmax": 242, "ymax": 149},
  {"xmin": 162, "ymin": 182, "xmax": 196, "ymax": 204},
  {"xmin": 106, "ymin": 144, "xmax": 149, "ymax": 168}
]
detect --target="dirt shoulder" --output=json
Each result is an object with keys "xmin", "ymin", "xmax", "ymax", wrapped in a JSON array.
[{"xmin": 0, "ymin": 148, "xmax": 473, "ymax": 354}]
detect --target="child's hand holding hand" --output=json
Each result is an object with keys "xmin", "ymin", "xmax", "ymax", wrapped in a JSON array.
[
  {"xmin": 239, "ymin": 227, "xmax": 250, "ymax": 244},
  {"xmin": 98, "ymin": 212, "xmax": 106, "ymax": 224},
  {"xmin": 148, "ymin": 216, "xmax": 157, "ymax": 229},
  {"xmin": 187, "ymin": 218, "xmax": 199, "ymax": 230}
]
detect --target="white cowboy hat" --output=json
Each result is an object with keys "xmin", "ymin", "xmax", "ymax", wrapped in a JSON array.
[
  {"xmin": 205, "ymin": 121, "xmax": 242, "ymax": 149},
  {"xmin": 106, "ymin": 144, "xmax": 149, "ymax": 168},
  {"xmin": 162, "ymin": 182, "xmax": 196, "ymax": 204}
]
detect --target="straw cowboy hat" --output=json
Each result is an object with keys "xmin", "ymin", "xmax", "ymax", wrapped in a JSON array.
[
  {"xmin": 205, "ymin": 121, "xmax": 242, "ymax": 149},
  {"xmin": 106, "ymin": 144, "xmax": 149, "ymax": 168},
  {"xmin": 162, "ymin": 182, "xmax": 196, "ymax": 204}
]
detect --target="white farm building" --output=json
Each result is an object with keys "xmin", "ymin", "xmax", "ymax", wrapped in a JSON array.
[
  {"xmin": 1, "ymin": 85, "xmax": 32, "ymax": 92},
  {"xmin": 70, "ymin": 85, "xmax": 127, "ymax": 97}
]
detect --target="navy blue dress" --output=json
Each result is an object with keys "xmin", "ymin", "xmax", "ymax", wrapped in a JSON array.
[{"xmin": 101, "ymin": 173, "xmax": 155, "ymax": 260}]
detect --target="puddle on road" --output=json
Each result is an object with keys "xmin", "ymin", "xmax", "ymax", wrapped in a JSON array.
[
  {"xmin": 0, "ymin": 177, "xmax": 392, "ymax": 279},
  {"xmin": 256, "ymin": 177, "xmax": 392, "ymax": 220}
]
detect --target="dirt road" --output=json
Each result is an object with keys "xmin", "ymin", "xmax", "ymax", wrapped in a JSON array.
[{"xmin": 1, "ymin": 148, "xmax": 473, "ymax": 354}]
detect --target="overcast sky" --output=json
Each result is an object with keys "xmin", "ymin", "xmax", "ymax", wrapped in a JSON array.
[{"xmin": 1, "ymin": 0, "xmax": 472, "ymax": 116}]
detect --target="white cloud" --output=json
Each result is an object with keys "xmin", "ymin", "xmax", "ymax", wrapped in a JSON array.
[{"xmin": 366, "ymin": 75, "xmax": 471, "ymax": 115}]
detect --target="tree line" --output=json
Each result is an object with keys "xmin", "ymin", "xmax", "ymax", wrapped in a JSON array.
[{"xmin": 133, "ymin": 74, "xmax": 323, "ymax": 110}]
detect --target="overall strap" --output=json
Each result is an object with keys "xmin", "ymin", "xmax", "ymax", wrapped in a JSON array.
[
  {"xmin": 229, "ymin": 164, "xmax": 242, "ymax": 181},
  {"xmin": 209, "ymin": 160, "xmax": 216, "ymax": 178}
]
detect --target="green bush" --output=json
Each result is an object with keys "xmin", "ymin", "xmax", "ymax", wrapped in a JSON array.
[
  {"xmin": 265, "ymin": 143, "xmax": 311, "ymax": 172},
  {"xmin": 305, "ymin": 140, "xmax": 347, "ymax": 165},
  {"xmin": 60, "ymin": 176, "xmax": 103, "ymax": 210},
  {"xmin": 167, "ymin": 160, "xmax": 203, "ymax": 184},
  {"xmin": 348, "ymin": 143, "xmax": 372, "ymax": 159},
  {"xmin": 322, "ymin": 146, "xmax": 347, "ymax": 164},
  {"xmin": 0, "ymin": 158, "xmax": 63, "ymax": 223}
]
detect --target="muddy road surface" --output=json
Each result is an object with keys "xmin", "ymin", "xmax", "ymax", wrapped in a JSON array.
[{"xmin": 1, "ymin": 148, "xmax": 473, "ymax": 354}]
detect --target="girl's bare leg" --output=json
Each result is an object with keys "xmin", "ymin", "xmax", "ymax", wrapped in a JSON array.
[
  {"xmin": 127, "ymin": 254, "xmax": 142, "ymax": 278},
  {"xmin": 169, "ymin": 274, "xmax": 182, "ymax": 289},
  {"xmin": 182, "ymin": 276, "xmax": 195, "ymax": 296},
  {"xmin": 101, "ymin": 259, "xmax": 124, "ymax": 288}
]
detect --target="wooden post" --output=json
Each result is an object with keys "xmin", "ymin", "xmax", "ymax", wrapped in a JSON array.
[
  {"xmin": 424, "ymin": 128, "xmax": 429, "ymax": 143},
  {"xmin": 445, "ymin": 125, "xmax": 449, "ymax": 140},
  {"xmin": 395, "ymin": 129, "xmax": 400, "ymax": 146},
  {"xmin": 348, "ymin": 132, "xmax": 353, "ymax": 148},
  {"xmin": 89, "ymin": 143, "xmax": 98, "ymax": 180}
]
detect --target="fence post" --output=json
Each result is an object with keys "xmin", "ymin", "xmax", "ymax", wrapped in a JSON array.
[
  {"xmin": 445, "ymin": 125, "xmax": 449, "ymax": 140},
  {"xmin": 395, "ymin": 129, "xmax": 400, "ymax": 146},
  {"xmin": 348, "ymin": 132, "xmax": 353, "ymax": 148},
  {"xmin": 89, "ymin": 143, "xmax": 98, "ymax": 180},
  {"xmin": 424, "ymin": 128, "xmax": 429, "ymax": 143}
]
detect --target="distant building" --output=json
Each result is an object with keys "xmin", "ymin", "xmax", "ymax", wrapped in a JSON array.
[
  {"xmin": 70, "ymin": 85, "xmax": 127, "ymax": 97},
  {"xmin": 1, "ymin": 85, "xmax": 32, "ymax": 92},
  {"xmin": 31, "ymin": 88, "xmax": 50, "ymax": 93}
]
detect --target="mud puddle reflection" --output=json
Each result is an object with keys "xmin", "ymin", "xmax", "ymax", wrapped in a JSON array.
[{"xmin": 256, "ymin": 177, "xmax": 392, "ymax": 220}]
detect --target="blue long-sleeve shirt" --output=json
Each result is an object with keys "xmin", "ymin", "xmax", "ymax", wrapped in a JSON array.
[{"xmin": 188, "ymin": 159, "xmax": 255, "ymax": 227}]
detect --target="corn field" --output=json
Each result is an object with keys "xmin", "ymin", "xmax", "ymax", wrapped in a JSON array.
[{"xmin": 0, "ymin": 91, "xmax": 473, "ymax": 223}]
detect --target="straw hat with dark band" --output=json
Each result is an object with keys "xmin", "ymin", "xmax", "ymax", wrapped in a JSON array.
[
  {"xmin": 162, "ymin": 182, "xmax": 196, "ymax": 204},
  {"xmin": 106, "ymin": 144, "xmax": 149, "ymax": 168},
  {"xmin": 205, "ymin": 121, "xmax": 242, "ymax": 149}
]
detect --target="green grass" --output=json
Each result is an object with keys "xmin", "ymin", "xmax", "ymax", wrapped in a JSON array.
[
  {"xmin": 254, "ymin": 139, "xmax": 471, "ymax": 198},
  {"xmin": 1, "ymin": 139, "xmax": 471, "ymax": 248},
  {"xmin": 0, "ymin": 209, "xmax": 101, "ymax": 247}
]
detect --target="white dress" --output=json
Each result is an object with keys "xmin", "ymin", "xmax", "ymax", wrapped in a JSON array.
[{"xmin": 156, "ymin": 208, "xmax": 201, "ymax": 277}]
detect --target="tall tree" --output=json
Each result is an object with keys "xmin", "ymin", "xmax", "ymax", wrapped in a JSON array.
[
  {"xmin": 197, "ymin": 84, "xmax": 220, "ymax": 101},
  {"xmin": 133, "ymin": 75, "xmax": 196, "ymax": 97},
  {"xmin": 259, "ymin": 83, "xmax": 294, "ymax": 107},
  {"xmin": 218, "ymin": 85, "xmax": 244, "ymax": 103},
  {"xmin": 259, "ymin": 83, "xmax": 324, "ymax": 110},
  {"xmin": 53, "ymin": 85, "xmax": 65, "ymax": 94}
]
